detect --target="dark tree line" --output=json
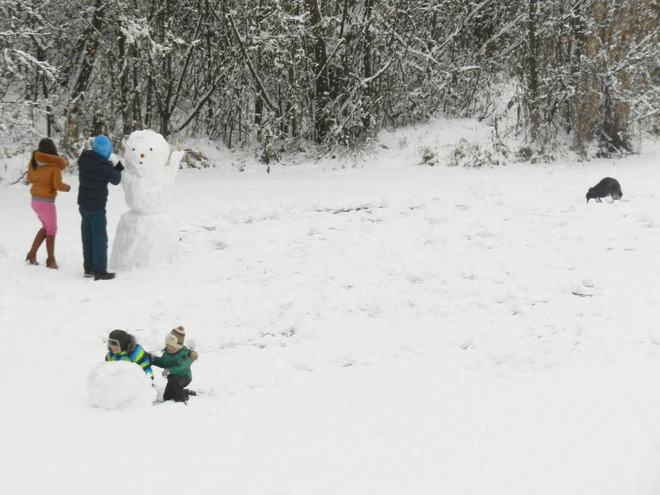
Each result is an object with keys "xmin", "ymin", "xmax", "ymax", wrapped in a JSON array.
[{"xmin": 1, "ymin": 0, "xmax": 659, "ymax": 161}]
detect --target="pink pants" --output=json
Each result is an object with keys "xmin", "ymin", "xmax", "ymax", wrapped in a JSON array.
[{"xmin": 32, "ymin": 199, "xmax": 57, "ymax": 235}]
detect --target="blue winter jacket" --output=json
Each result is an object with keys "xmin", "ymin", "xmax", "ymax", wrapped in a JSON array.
[{"xmin": 77, "ymin": 150, "xmax": 121, "ymax": 210}]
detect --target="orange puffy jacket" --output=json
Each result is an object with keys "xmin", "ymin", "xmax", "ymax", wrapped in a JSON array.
[{"xmin": 26, "ymin": 151, "xmax": 70, "ymax": 200}]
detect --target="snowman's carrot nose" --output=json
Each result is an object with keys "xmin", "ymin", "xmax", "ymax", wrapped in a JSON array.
[{"xmin": 140, "ymin": 154, "xmax": 144, "ymax": 158}]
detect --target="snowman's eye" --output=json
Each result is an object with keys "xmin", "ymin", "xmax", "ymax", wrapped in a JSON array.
[
  {"xmin": 150, "ymin": 148, "xmax": 153, "ymax": 151},
  {"xmin": 132, "ymin": 148, "xmax": 135, "ymax": 151}
]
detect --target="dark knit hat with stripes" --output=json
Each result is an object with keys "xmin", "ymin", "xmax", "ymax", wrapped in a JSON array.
[{"xmin": 165, "ymin": 326, "xmax": 185, "ymax": 350}]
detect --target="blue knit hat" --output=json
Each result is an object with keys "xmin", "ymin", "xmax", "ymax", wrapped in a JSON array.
[{"xmin": 92, "ymin": 135, "xmax": 112, "ymax": 159}]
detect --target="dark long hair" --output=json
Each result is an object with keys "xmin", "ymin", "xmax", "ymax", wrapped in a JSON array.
[{"xmin": 31, "ymin": 138, "xmax": 59, "ymax": 169}]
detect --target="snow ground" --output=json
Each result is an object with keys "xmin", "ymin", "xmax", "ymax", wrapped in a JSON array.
[{"xmin": 2, "ymin": 119, "xmax": 660, "ymax": 494}]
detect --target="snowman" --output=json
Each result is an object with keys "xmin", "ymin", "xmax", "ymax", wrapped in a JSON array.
[{"xmin": 110, "ymin": 130, "xmax": 184, "ymax": 270}]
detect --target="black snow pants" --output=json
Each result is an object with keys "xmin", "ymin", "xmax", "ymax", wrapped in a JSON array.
[{"xmin": 163, "ymin": 375, "xmax": 192, "ymax": 402}]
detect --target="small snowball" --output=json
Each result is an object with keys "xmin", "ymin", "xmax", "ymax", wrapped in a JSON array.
[{"xmin": 87, "ymin": 361, "xmax": 156, "ymax": 410}]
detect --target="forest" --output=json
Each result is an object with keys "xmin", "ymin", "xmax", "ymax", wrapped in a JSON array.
[{"xmin": 1, "ymin": 0, "xmax": 659, "ymax": 163}]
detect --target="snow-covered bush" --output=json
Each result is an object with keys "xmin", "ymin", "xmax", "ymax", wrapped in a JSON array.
[
  {"xmin": 419, "ymin": 146, "xmax": 439, "ymax": 166},
  {"xmin": 449, "ymin": 138, "xmax": 508, "ymax": 168}
]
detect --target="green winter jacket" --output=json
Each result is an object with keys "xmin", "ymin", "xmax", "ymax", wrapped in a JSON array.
[{"xmin": 152, "ymin": 346, "xmax": 193, "ymax": 379}]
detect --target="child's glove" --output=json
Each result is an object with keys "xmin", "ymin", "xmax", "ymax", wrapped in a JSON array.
[
  {"xmin": 190, "ymin": 350, "xmax": 198, "ymax": 361},
  {"xmin": 162, "ymin": 369, "xmax": 170, "ymax": 377},
  {"xmin": 114, "ymin": 161, "xmax": 124, "ymax": 172}
]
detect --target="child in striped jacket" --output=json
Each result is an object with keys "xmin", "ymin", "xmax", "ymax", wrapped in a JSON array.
[{"xmin": 105, "ymin": 329, "xmax": 153, "ymax": 377}]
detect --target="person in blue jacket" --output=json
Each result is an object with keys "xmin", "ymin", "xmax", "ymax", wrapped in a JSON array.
[{"xmin": 77, "ymin": 135, "xmax": 123, "ymax": 280}]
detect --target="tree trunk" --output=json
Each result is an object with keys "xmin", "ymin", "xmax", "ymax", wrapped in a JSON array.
[
  {"xmin": 526, "ymin": 0, "xmax": 539, "ymax": 140},
  {"xmin": 306, "ymin": 0, "xmax": 331, "ymax": 141}
]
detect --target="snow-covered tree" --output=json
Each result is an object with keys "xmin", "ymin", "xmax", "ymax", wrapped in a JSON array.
[
  {"xmin": 2, "ymin": 0, "xmax": 659, "ymax": 160},
  {"xmin": 0, "ymin": 0, "xmax": 61, "ymax": 142}
]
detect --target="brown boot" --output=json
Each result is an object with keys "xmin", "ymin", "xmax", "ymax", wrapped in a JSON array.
[
  {"xmin": 45, "ymin": 235, "xmax": 58, "ymax": 269},
  {"xmin": 26, "ymin": 229, "xmax": 47, "ymax": 265}
]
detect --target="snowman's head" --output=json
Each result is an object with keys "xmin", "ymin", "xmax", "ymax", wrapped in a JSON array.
[{"xmin": 123, "ymin": 130, "xmax": 171, "ymax": 178}]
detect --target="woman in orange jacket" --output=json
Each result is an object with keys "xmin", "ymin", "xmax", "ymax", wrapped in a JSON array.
[{"xmin": 25, "ymin": 138, "xmax": 71, "ymax": 269}]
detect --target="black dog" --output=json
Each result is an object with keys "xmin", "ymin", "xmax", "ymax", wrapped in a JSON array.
[{"xmin": 586, "ymin": 177, "xmax": 622, "ymax": 203}]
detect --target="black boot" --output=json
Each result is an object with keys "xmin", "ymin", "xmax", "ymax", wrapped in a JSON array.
[{"xmin": 94, "ymin": 271, "xmax": 116, "ymax": 281}]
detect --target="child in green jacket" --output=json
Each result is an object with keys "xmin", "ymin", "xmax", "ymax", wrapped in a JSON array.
[{"xmin": 150, "ymin": 326, "xmax": 197, "ymax": 402}]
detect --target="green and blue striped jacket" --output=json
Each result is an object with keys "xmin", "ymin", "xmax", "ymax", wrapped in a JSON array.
[{"xmin": 105, "ymin": 344, "xmax": 153, "ymax": 376}]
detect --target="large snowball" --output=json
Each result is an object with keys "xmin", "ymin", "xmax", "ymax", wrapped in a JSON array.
[
  {"xmin": 122, "ymin": 171, "xmax": 176, "ymax": 214},
  {"xmin": 87, "ymin": 361, "xmax": 156, "ymax": 410},
  {"xmin": 110, "ymin": 210, "xmax": 179, "ymax": 270}
]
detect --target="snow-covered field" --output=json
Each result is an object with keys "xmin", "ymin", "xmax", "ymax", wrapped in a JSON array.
[{"xmin": 2, "ymin": 119, "xmax": 660, "ymax": 494}]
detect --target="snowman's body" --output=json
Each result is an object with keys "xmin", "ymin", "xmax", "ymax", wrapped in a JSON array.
[{"xmin": 110, "ymin": 130, "xmax": 184, "ymax": 270}]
